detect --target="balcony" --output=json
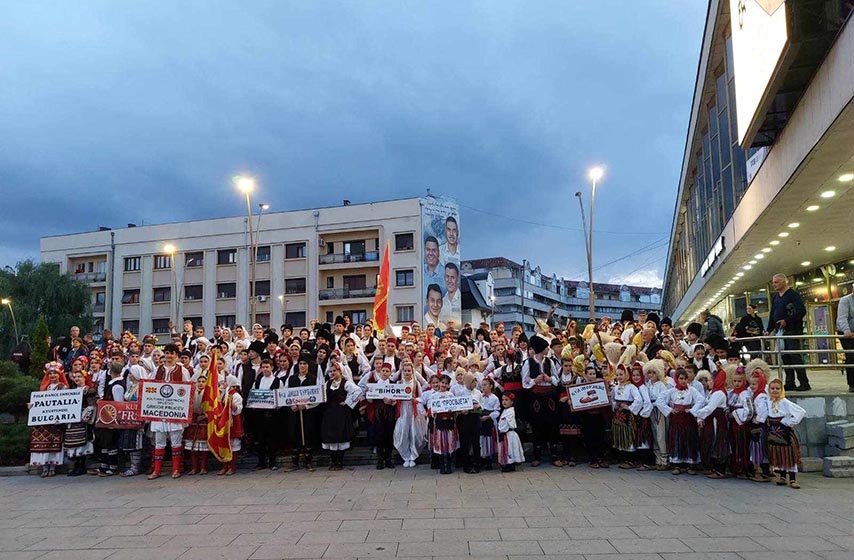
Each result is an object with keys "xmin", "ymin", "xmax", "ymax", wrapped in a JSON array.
[
  {"xmin": 93, "ymin": 303, "xmax": 105, "ymax": 313},
  {"xmin": 319, "ymin": 251, "xmax": 379, "ymax": 265},
  {"xmin": 319, "ymin": 286, "xmax": 377, "ymax": 301},
  {"xmin": 72, "ymin": 272, "xmax": 107, "ymax": 283}
]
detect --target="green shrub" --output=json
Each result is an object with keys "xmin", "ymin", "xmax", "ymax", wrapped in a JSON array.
[
  {"xmin": 0, "ymin": 423, "xmax": 31, "ymax": 466},
  {"xmin": 29, "ymin": 314, "xmax": 50, "ymax": 379},
  {"xmin": 0, "ymin": 361, "xmax": 39, "ymax": 418}
]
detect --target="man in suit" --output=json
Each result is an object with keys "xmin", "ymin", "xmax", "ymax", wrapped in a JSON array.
[{"xmin": 639, "ymin": 327, "xmax": 664, "ymax": 360}]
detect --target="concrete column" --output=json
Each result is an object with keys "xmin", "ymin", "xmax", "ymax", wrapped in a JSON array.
[
  {"xmin": 237, "ymin": 247, "xmax": 249, "ymax": 326},
  {"xmin": 139, "ymin": 255, "xmax": 153, "ymax": 335},
  {"xmin": 272, "ymin": 244, "xmax": 285, "ymax": 329},
  {"xmin": 203, "ymin": 250, "xmax": 217, "ymax": 332}
]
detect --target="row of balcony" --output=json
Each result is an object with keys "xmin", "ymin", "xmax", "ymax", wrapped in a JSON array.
[
  {"xmin": 318, "ymin": 251, "xmax": 380, "ymax": 265},
  {"xmin": 319, "ymin": 286, "xmax": 377, "ymax": 300}
]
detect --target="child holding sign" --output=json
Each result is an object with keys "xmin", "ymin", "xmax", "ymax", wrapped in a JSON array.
[
  {"xmin": 28, "ymin": 362, "xmax": 69, "ymax": 478},
  {"xmin": 251, "ymin": 359, "xmax": 282, "ymax": 471},
  {"xmin": 430, "ymin": 374, "xmax": 459, "ymax": 475},
  {"xmin": 394, "ymin": 361, "xmax": 427, "ymax": 468},
  {"xmin": 371, "ymin": 362, "xmax": 398, "ymax": 470}
]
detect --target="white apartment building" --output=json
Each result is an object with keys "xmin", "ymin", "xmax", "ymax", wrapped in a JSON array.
[{"xmin": 40, "ymin": 198, "xmax": 427, "ymax": 337}]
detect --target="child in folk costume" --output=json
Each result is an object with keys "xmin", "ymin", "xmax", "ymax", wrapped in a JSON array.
[
  {"xmin": 727, "ymin": 367, "xmax": 754, "ymax": 479},
  {"xmin": 96, "ymin": 361, "xmax": 127, "ymax": 476},
  {"xmin": 251, "ymin": 359, "xmax": 282, "ymax": 471},
  {"xmin": 430, "ymin": 374, "xmax": 460, "ymax": 475},
  {"xmin": 747, "ymin": 362, "xmax": 772, "ymax": 482},
  {"xmin": 422, "ymin": 375, "xmax": 441, "ymax": 470},
  {"xmin": 64, "ymin": 368, "xmax": 96, "ymax": 476},
  {"xmin": 218, "ymin": 374, "xmax": 244, "ymax": 476},
  {"xmin": 456, "ymin": 372, "xmax": 483, "ymax": 473},
  {"xmin": 148, "ymin": 344, "xmax": 192, "ymax": 480},
  {"xmin": 629, "ymin": 362, "xmax": 654, "ymax": 469},
  {"xmin": 522, "ymin": 335, "xmax": 559, "ymax": 466},
  {"xmin": 497, "ymin": 392, "xmax": 525, "ymax": 472},
  {"xmin": 693, "ymin": 366, "xmax": 730, "ymax": 479},
  {"xmin": 370, "ymin": 362, "xmax": 398, "ymax": 470},
  {"xmin": 28, "ymin": 362, "xmax": 69, "ymax": 477},
  {"xmin": 657, "ymin": 368, "xmax": 704, "ymax": 475},
  {"xmin": 321, "ymin": 361, "xmax": 363, "ymax": 471},
  {"xmin": 184, "ymin": 375, "xmax": 210, "ymax": 475},
  {"xmin": 119, "ymin": 361, "xmax": 145, "ymax": 477},
  {"xmin": 766, "ymin": 378, "xmax": 806, "ymax": 489},
  {"xmin": 394, "ymin": 361, "xmax": 428, "ymax": 468},
  {"xmin": 556, "ymin": 353, "xmax": 582, "ymax": 467},
  {"xmin": 642, "ymin": 359, "xmax": 671, "ymax": 470},
  {"xmin": 611, "ymin": 365, "xmax": 643, "ymax": 469},
  {"xmin": 479, "ymin": 377, "xmax": 501, "ymax": 470},
  {"xmin": 285, "ymin": 353, "xmax": 322, "ymax": 472},
  {"xmin": 578, "ymin": 364, "xmax": 609, "ymax": 469}
]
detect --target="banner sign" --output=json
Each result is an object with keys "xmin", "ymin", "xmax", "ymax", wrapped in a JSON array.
[
  {"xmin": 568, "ymin": 381, "xmax": 611, "ymax": 412},
  {"xmin": 277, "ymin": 385, "xmax": 326, "ymax": 407},
  {"xmin": 366, "ymin": 383, "xmax": 413, "ymax": 401},
  {"xmin": 430, "ymin": 395, "xmax": 473, "ymax": 413},
  {"xmin": 246, "ymin": 388, "xmax": 277, "ymax": 409},
  {"xmin": 28, "ymin": 388, "xmax": 84, "ymax": 426},
  {"xmin": 139, "ymin": 380, "xmax": 192, "ymax": 422},
  {"xmin": 96, "ymin": 400, "xmax": 144, "ymax": 430},
  {"xmin": 420, "ymin": 196, "xmax": 461, "ymax": 332}
]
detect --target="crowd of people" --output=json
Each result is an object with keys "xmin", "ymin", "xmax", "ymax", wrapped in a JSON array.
[{"xmin": 28, "ymin": 302, "xmax": 808, "ymax": 488}]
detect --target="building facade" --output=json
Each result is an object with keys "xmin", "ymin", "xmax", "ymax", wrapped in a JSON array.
[
  {"xmin": 462, "ymin": 258, "xmax": 661, "ymax": 333},
  {"xmin": 41, "ymin": 198, "xmax": 443, "ymax": 336},
  {"xmin": 662, "ymin": 0, "xmax": 854, "ymax": 333}
]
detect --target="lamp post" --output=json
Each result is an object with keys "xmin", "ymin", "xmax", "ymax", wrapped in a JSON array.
[
  {"xmin": 1, "ymin": 298, "xmax": 19, "ymax": 344},
  {"xmin": 235, "ymin": 176, "xmax": 257, "ymax": 326},
  {"xmin": 489, "ymin": 294, "xmax": 495, "ymax": 328},
  {"xmin": 164, "ymin": 244, "xmax": 177, "ymax": 325},
  {"xmin": 575, "ymin": 166, "xmax": 604, "ymax": 324}
]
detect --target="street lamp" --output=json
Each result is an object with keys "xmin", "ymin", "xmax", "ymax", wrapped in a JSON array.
[
  {"xmin": 234, "ymin": 175, "xmax": 257, "ymax": 326},
  {"xmin": 576, "ymin": 165, "xmax": 605, "ymax": 324},
  {"xmin": 489, "ymin": 294, "xmax": 495, "ymax": 327},
  {"xmin": 1, "ymin": 298, "xmax": 19, "ymax": 344},
  {"xmin": 163, "ymin": 243, "xmax": 178, "ymax": 325}
]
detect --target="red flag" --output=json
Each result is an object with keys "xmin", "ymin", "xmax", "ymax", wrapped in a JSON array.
[
  {"xmin": 202, "ymin": 350, "xmax": 232, "ymax": 462},
  {"xmin": 373, "ymin": 240, "xmax": 391, "ymax": 332}
]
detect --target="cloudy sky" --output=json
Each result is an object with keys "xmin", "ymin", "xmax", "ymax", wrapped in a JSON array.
[{"xmin": 0, "ymin": 1, "xmax": 706, "ymax": 287}]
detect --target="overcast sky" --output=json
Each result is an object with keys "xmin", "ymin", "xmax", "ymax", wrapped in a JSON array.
[{"xmin": 0, "ymin": 1, "xmax": 706, "ymax": 287}]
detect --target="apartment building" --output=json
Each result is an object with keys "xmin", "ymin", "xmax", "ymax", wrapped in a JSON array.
[{"xmin": 41, "ymin": 198, "xmax": 434, "ymax": 336}]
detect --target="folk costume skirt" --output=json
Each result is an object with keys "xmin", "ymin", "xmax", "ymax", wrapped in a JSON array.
[
  {"xmin": 667, "ymin": 407, "xmax": 699, "ymax": 464},
  {"xmin": 611, "ymin": 406, "xmax": 637, "ymax": 452},
  {"xmin": 766, "ymin": 419, "xmax": 801, "ymax": 472}
]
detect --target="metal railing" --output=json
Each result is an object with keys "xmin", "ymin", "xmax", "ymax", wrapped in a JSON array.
[
  {"xmin": 318, "ymin": 251, "xmax": 380, "ymax": 265},
  {"xmin": 319, "ymin": 287, "xmax": 377, "ymax": 300},
  {"xmin": 72, "ymin": 272, "xmax": 107, "ymax": 282},
  {"xmin": 732, "ymin": 334, "xmax": 853, "ymax": 378}
]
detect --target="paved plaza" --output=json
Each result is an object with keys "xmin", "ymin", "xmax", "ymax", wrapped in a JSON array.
[{"xmin": 2, "ymin": 467, "xmax": 854, "ymax": 560}]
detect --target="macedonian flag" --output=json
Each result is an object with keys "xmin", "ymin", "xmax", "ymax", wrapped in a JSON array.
[
  {"xmin": 202, "ymin": 350, "xmax": 232, "ymax": 462},
  {"xmin": 373, "ymin": 240, "xmax": 391, "ymax": 332}
]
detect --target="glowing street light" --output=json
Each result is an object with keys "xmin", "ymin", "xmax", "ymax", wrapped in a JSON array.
[
  {"xmin": 576, "ymin": 165, "xmax": 606, "ymax": 322},
  {"xmin": 1, "ymin": 298, "xmax": 19, "ymax": 344},
  {"xmin": 234, "ymin": 175, "xmax": 259, "ymax": 326}
]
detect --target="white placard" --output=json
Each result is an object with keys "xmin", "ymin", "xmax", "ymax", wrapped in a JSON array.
[
  {"xmin": 366, "ymin": 383, "xmax": 413, "ymax": 401},
  {"xmin": 277, "ymin": 384, "xmax": 326, "ymax": 407},
  {"xmin": 567, "ymin": 381, "xmax": 611, "ymax": 412},
  {"xmin": 430, "ymin": 395, "xmax": 473, "ymax": 413},
  {"xmin": 139, "ymin": 381, "xmax": 192, "ymax": 422},
  {"xmin": 28, "ymin": 388, "xmax": 84, "ymax": 426},
  {"xmin": 246, "ymin": 388, "xmax": 278, "ymax": 409}
]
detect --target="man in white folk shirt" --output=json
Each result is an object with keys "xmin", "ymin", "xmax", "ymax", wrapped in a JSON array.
[
  {"xmin": 148, "ymin": 344, "xmax": 191, "ymax": 480},
  {"xmin": 440, "ymin": 262, "xmax": 461, "ymax": 328},
  {"xmin": 438, "ymin": 216, "xmax": 460, "ymax": 266}
]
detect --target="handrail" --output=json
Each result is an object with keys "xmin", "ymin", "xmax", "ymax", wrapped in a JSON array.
[{"xmin": 726, "ymin": 333, "xmax": 852, "ymax": 379}]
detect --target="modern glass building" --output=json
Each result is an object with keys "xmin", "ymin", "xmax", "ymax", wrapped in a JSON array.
[{"xmin": 663, "ymin": 0, "xmax": 854, "ymax": 332}]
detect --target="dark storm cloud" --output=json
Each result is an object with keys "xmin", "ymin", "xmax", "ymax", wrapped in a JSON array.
[{"xmin": 0, "ymin": 1, "xmax": 705, "ymax": 285}]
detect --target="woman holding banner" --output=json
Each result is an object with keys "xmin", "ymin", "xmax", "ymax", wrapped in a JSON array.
[{"xmin": 28, "ymin": 362, "xmax": 69, "ymax": 478}]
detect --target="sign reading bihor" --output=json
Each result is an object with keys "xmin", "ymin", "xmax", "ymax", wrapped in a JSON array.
[
  {"xmin": 568, "ymin": 381, "xmax": 610, "ymax": 412},
  {"xmin": 139, "ymin": 381, "xmax": 192, "ymax": 422},
  {"xmin": 246, "ymin": 389, "xmax": 277, "ymax": 409},
  {"xmin": 277, "ymin": 385, "xmax": 326, "ymax": 407},
  {"xmin": 96, "ymin": 400, "xmax": 144, "ymax": 430},
  {"xmin": 365, "ymin": 383, "xmax": 413, "ymax": 401},
  {"xmin": 28, "ymin": 388, "xmax": 84, "ymax": 426},
  {"xmin": 430, "ymin": 394, "xmax": 473, "ymax": 413},
  {"xmin": 421, "ymin": 196, "xmax": 461, "ymax": 332}
]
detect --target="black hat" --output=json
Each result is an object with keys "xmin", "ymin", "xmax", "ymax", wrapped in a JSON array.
[
  {"xmin": 334, "ymin": 315, "xmax": 346, "ymax": 326},
  {"xmin": 549, "ymin": 338, "xmax": 562, "ymax": 348},
  {"xmin": 298, "ymin": 351, "xmax": 313, "ymax": 364},
  {"xmin": 646, "ymin": 312, "xmax": 660, "ymax": 327},
  {"xmin": 264, "ymin": 332, "xmax": 279, "ymax": 345},
  {"xmin": 179, "ymin": 350, "xmax": 192, "ymax": 358},
  {"xmin": 517, "ymin": 332, "xmax": 529, "ymax": 344},
  {"xmin": 660, "ymin": 316, "xmax": 673, "ymax": 327},
  {"xmin": 529, "ymin": 335, "xmax": 549, "ymax": 354},
  {"xmin": 726, "ymin": 345, "xmax": 741, "ymax": 359},
  {"xmin": 686, "ymin": 322, "xmax": 703, "ymax": 337},
  {"xmin": 620, "ymin": 310, "xmax": 634, "ymax": 323},
  {"xmin": 248, "ymin": 340, "xmax": 266, "ymax": 356},
  {"xmin": 707, "ymin": 334, "xmax": 728, "ymax": 351},
  {"xmin": 316, "ymin": 329, "xmax": 332, "ymax": 344}
]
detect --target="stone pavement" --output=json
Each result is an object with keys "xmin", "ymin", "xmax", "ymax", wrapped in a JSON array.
[{"xmin": 2, "ymin": 466, "xmax": 854, "ymax": 560}]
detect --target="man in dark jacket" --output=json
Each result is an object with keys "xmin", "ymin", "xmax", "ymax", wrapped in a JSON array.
[
  {"xmin": 767, "ymin": 273, "xmax": 810, "ymax": 391},
  {"xmin": 639, "ymin": 327, "xmax": 664, "ymax": 360},
  {"xmin": 699, "ymin": 310, "xmax": 725, "ymax": 343}
]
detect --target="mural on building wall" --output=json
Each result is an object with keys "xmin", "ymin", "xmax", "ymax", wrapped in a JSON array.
[{"xmin": 421, "ymin": 196, "xmax": 460, "ymax": 332}]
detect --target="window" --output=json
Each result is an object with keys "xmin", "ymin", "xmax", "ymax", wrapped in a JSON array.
[
  {"xmin": 284, "ymin": 311, "xmax": 306, "ymax": 328},
  {"xmin": 344, "ymin": 240, "xmax": 365, "ymax": 256},
  {"xmin": 395, "ymin": 233, "xmax": 414, "ymax": 251},
  {"xmin": 285, "ymin": 243, "xmax": 306, "ymax": 259},
  {"xmin": 153, "ymin": 287, "xmax": 171, "ymax": 302},
  {"xmin": 185, "ymin": 252, "xmax": 204, "ymax": 268},
  {"xmin": 183, "ymin": 317, "xmax": 202, "ymax": 328},
  {"xmin": 395, "ymin": 269, "xmax": 414, "ymax": 287},
  {"xmin": 253, "ymin": 280, "xmax": 271, "ymax": 297},
  {"xmin": 124, "ymin": 257, "xmax": 141, "ymax": 272},
  {"xmin": 152, "ymin": 318, "xmax": 171, "ymax": 334},
  {"xmin": 256, "ymin": 245, "xmax": 271, "ymax": 262},
  {"xmin": 346, "ymin": 310, "xmax": 367, "ymax": 324},
  {"xmin": 216, "ymin": 315, "xmax": 236, "ymax": 329},
  {"xmin": 285, "ymin": 278, "xmax": 306, "ymax": 294},
  {"xmin": 326, "ymin": 277, "xmax": 334, "ymax": 289},
  {"xmin": 122, "ymin": 320, "xmax": 139, "ymax": 334},
  {"xmin": 95, "ymin": 292, "xmax": 106, "ymax": 305},
  {"xmin": 153, "ymin": 254, "xmax": 172, "ymax": 270},
  {"xmin": 255, "ymin": 313, "xmax": 270, "ymax": 328},
  {"xmin": 184, "ymin": 285, "xmax": 203, "ymax": 301},
  {"xmin": 121, "ymin": 289, "xmax": 140, "ymax": 304},
  {"xmin": 217, "ymin": 283, "xmax": 236, "ymax": 299},
  {"xmin": 217, "ymin": 249, "xmax": 237, "ymax": 265},
  {"xmin": 396, "ymin": 306, "xmax": 415, "ymax": 323},
  {"xmin": 325, "ymin": 311, "xmax": 333, "ymax": 323},
  {"xmin": 343, "ymin": 275, "xmax": 366, "ymax": 290}
]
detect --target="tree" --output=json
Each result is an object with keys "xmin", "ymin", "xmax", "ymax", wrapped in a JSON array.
[
  {"xmin": 29, "ymin": 314, "xmax": 50, "ymax": 378},
  {"xmin": 0, "ymin": 260, "xmax": 93, "ymax": 362}
]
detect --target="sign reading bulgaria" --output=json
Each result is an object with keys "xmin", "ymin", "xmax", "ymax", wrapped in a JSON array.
[
  {"xmin": 430, "ymin": 395, "xmax": 473, "ymax": 413},
  {"xmin": 365, "ymin": 383, "xmax": 413, "ymax": 401},
  {"xmin": 139, "ymin": 381, "xmax": 192, "ymax": 422},
  {"xmin": 28, "ymin": 388, "xmax": 85, "ymax": 426},
  {"xmin": 277, "ymin": 385, "xmax": 326, "ymax": 407}
]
